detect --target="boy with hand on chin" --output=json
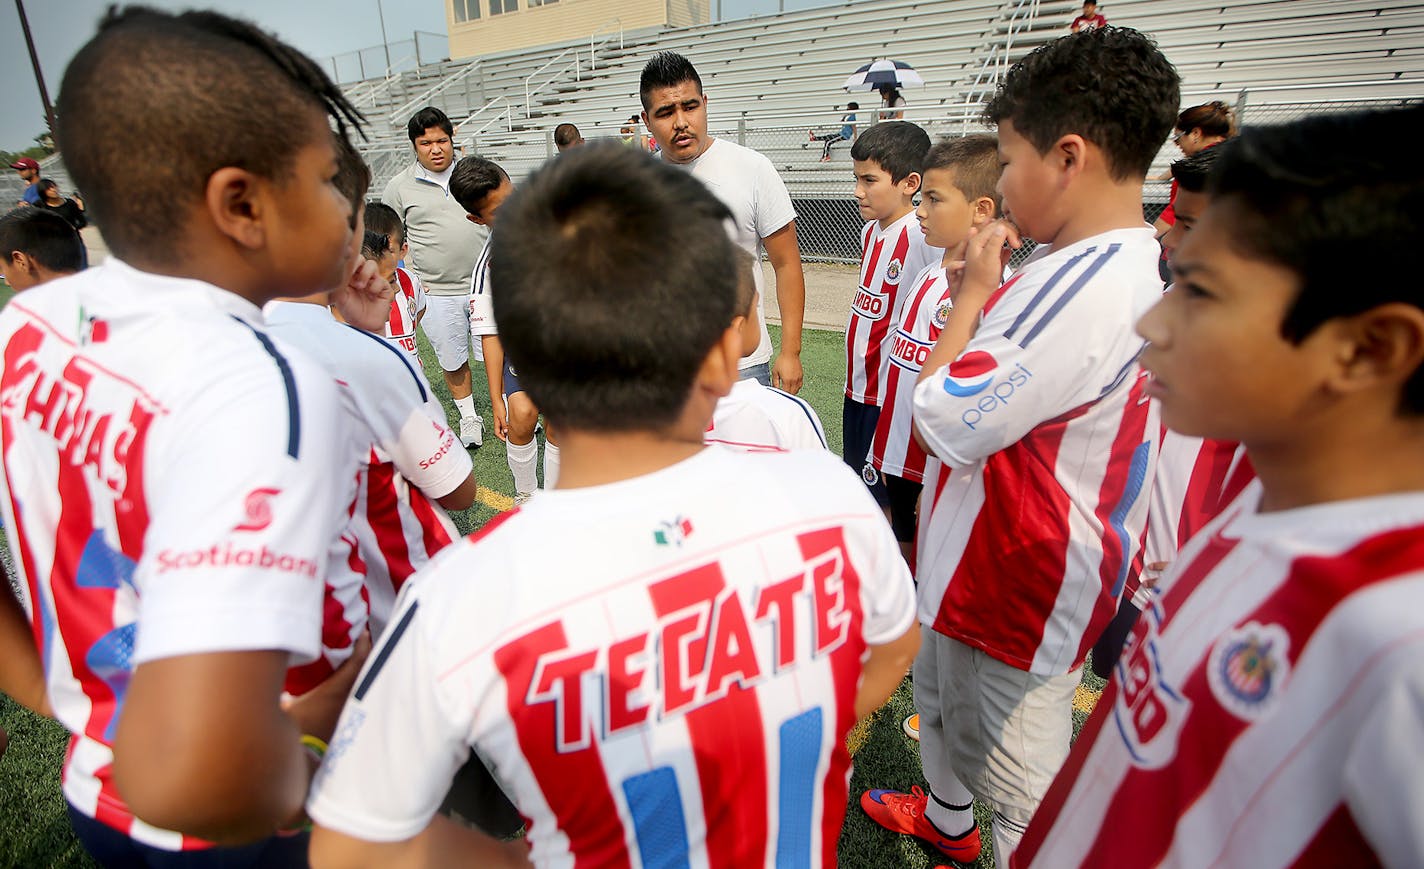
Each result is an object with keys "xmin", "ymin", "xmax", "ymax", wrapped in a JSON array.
[
  {"xmin": 0, "ymin": 6, "xmax": 390, "ymax": 864},
  {"xmin": 307, "ymin": 143, "xmax": 919, "ymax": 869},
  {"xmin": 862, "ymin": 27, "xmax": 1173, "ymax": 865},
  {"xmin": 1017, "ymin": 102, "xmax": 1424, "ymax": 869}
]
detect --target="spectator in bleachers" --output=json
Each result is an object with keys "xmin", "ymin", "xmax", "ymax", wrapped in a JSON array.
[
  {"xmin": 1071, "ymin": 1, "xmax": 1107, "ymax": 32},
  {"xmin": 553, "ymin": 122, "xmax": 583, "ymax": 152},
  {"xmin": 640, "ymin": 50, "xmax": 808, "ymax": 393},
  {"xmin": 878, "ymin": 85, "xmax": 907, "ymax": 121},
  {"xmin": 620, "ymin": 114, "xmax": 648, "ymax": 150},
  {"xmin": 807, "ymin": 102, "xmax": 859, "ymax": 162}
]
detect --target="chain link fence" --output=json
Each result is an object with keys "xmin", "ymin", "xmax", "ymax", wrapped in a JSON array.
[{"xmin": 325, "ymin": 31, "xmax": 450, "ymax": 85}]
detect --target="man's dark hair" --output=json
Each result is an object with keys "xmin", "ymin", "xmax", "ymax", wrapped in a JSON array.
[
  {"xmin": 0, "ymin": 207, "xmax": 85, "ymax": 274},
  {"xmin": 553, "ymin": 123, "xmax": 582, "ymax": 149},
  {"xmin": 490, "ymin": 142, "xmax": 736, "ymax": 431},
  {"xmin": 364, "ymin": 200, "xmax": 405, "ymax": 247},
  {"xmin": 449, "ymin": 157, "xmax": 509, "ymax": 217},
  {"xmin": 639, "ymin": 52, "xmax": 703, "ymax": 111},
  {"xmin": 984, "ymin": 27, "xmax": 1179, "ymax": 180},
  {"xmin": 924, "ymin": 134, "xmax": 1002, "ymax": 212},
  {"xmin": 1210, "ymin": 104, "xmax": 1424, "ymax": 411},
  {"xmin": 360, "ymin": 229, "xmax": 390, "ymax": 261},
  {"xmin": 850, "ymin": 121, "xmax": 931, "ymax": 183},
  {"xmin": 407, "ymin": 106, "xmax": 453, "ymax": 142},
  {"xmin": 1169, "ymin": 145, "xmax": 1225, "ymax": 195},
  {"xmin": 55, "ymin": 6, "xmax": 363, "ymax": 263}
]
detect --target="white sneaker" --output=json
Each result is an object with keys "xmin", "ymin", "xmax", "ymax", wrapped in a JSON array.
[
  {"xmin": 513, "ymin": 492, "xmax": 534, "ymax": 507},
  {"xmin": 459, "ymin": 414, "xmax": 483, "ymax": 448}
]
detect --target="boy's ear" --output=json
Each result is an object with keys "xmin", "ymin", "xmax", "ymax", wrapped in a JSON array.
[
  {"xmin": 898, "ymin": 171, "xmax": 923, "ymax": 196},
  {"xmin": 971, "ymin": 196, "xmax": 998, "ymax": 226},
  {"xmin": 205, "ymin": 167, "xmax": 268, "ymax": 250},
  {"xmin": 464, "ymin": 212, "xmax": 488, "ymax": 226},
  {"xmin": 1332, "ymin": 303, "xmax": 1424, "ymax": 401},
  {"xmin": 696, "ymin": 324, "xmax": 744, "ymax": 401},
  {"xmin": 1052, "ymin": 133, "xmax": 1089, "ymax": 181}
]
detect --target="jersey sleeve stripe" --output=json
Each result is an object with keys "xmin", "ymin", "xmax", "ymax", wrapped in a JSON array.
[
  {"xmin": 1002, "ymin": 252, "xmax": 1091, "ymax": 343},
  {"xmin": 770, "ymin": 388, "xmax": 828, "ymax": 448},
  {"xmin": 230, "ymin": 316, "xmax": 301, "ymax": 459},
  {"xmin": 354, "ymin": 599, "xmax": 420, "ymax": 701},
  {"xmin": 1018, "ymin": 244, "xmax": 1122, "ymax": 349},
  {"xmin": 341, "ymin": 322, "xmax": 429, "ymax": 402}
]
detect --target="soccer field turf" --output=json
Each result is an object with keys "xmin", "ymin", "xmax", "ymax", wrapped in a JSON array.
[{"xmin": 0, "ymin": 303, "xmax": 1104, "ymax": 867}]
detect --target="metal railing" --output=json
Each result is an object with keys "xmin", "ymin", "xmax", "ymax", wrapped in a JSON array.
[
  {"xmin": 456, "ymin": 96, "xmax": 516, "ymax": 137},
  {"xmin": 390, "ymin": 60, "xmax": 484, "ymax": 126},
  {"xmin": 524, "ymin": 18, "xmax": 625, "ymax": 118}
]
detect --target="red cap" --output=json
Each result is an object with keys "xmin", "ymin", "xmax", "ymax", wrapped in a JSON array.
[{"xmin": 10, "ymin": 157, "xmax": 39, "ymax": 171}]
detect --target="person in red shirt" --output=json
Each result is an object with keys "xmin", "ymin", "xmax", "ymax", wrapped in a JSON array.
[{"xmin": 1071, "ymin": 2, "xmax": 1107, "ymax": 32}]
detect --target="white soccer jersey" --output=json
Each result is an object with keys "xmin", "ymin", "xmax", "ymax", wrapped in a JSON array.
[
  {"xmin": 1143, "ymin": 427, "xmax": 1252, "ymax": 572},
  {"xmin": 265, "ymin": 302, "xmax": 470, "ymax": 643},
  {"xmin": 308, "ymin": 448, "xmax": 915, "ymax": 867},
  {"xmin": 913, "ymin": 227, "xmax": 1162, "ymax": 675},
  {"xmin": 845, "ymin": 212, "xmax": 941, "ymax": 407},
  {"xmin": 0, "ymin": 258, "xmax": 346, "ymax": 850},
  {"xmin": 384, "ymin": 266, "xmax": 427, "ymax": 367},
  {"xmin": 468, "ymin": 235, "xmax": 497, "ymax": 341},
  {"xmin": 1016, "ymin": 483, "xmax": 1424, "ymax": 868},
  {"xmin": 668, "ymin": 138, "xmax": 798, "ymax": 370},
  {"xmin": 705, "ymin": 379, "xmax": 827, "ymax": 453},
  {"xmin": 869, "ymin": 263, "xmax": 949, "ymax": 481}
]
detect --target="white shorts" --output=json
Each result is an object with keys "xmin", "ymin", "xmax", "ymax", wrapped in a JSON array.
[
  {"xmin": 914, "ymin": 626, "xmax": 1079, "ymax": 822},
  {"xmin": 421, "ymin": 294, "xmax": 477, "ymax": 372}
]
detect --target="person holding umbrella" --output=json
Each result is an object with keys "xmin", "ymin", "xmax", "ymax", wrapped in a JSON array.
[
  {"xmin": 844, "ymin": 58, "xmax": 923, "ymax": 120},
  {"xmin": 878, "ymin": 85, "xmax": 906, "ymax": 120}
]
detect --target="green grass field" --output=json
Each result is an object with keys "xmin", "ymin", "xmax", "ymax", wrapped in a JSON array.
[{"xmin": 0, "ymin": 297, "xmax": 1102, "ymax": 867}]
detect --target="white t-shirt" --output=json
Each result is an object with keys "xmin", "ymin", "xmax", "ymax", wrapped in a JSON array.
[
  {"xmin": 0, "ymin": 258, "xmax": 346, "ymax": 850},
  {"xmin": 265, "ymin": 301, "xmax": 471, "ymax": 639},
  {"xmin": 667, "ymin": 138, "xmax": 799, "ymax": 369},
  {"xmin": 913, "ymin": 226, "xmax": 1163, "ymax": 675},
  {"xmin": 705, "ymin": 379, "xmax": 827, "ymax": 452},
  {"xmin": 308, "ymin": 448, "xmax": 915, "ymax": 867},
  {"xmin": 1017, "ymin": 483, "xmax": 1424, "ymax": 868},
  {"xmin": 845, "ymin": 213, "xmax": 941, "ymax": 407}
]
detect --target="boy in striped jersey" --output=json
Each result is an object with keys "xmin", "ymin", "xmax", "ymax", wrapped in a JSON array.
[
  {"xmin": 862, "ymin": 27, "xmax": 1176, "ymax": 865},
  {"xmin": 307, "ymin": 143, "xmax": 919, "ymax": 869},
  {"xmin": 364, "ymin": 200, "xmax": 428, "ymax": 369},
  {"xmin": 867, "ymin": 134, "xmax": 1001, "ymax": 569},
  {"xmin": 844, "ymin": 121, "xmax": 940, "ymax": 506},
  {"xmin": 1017, "ymin": 102, "xmax": 1424, "ymax": 869}
]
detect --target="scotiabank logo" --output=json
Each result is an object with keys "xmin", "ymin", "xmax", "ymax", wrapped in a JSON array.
[
  {"xmin": 942, "ymin": 351, "xmax": 999, "ymax": 397},
  {"xmin": 156, "ymin": 543, "xmax": 318, "ymax": 579},
  {"xmin": 234, "ymin": 487, "xmax": 281, "ymax": 532},
  {"xmin": 419, "ymin": 423, "xmax": 457, "ymax": 469}
]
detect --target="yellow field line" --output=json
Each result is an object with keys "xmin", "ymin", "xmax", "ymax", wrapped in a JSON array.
[
  {"xmin": 847, "ymin": 715, "xmax": 875, "ymax": 756},
  {"xmin": 476, "ymin": 486, "xmax": 514, "ymax": 513},
  {"xmin": 1073, "ymin": 684, "xmax": 1102, "ymax": 716}
]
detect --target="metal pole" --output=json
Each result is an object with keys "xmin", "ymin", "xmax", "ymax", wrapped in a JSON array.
[
  {"xmin": 376, "ymin": 0, "xmax": 392, "ymax": 72},
  {"xmin": 738, "ymin": 112, "xmax": 746, "ymax": 146},
  {"xmin": 14, "ymin": 0, "xmax": 57, "ymax": 137},
  {"xmin": 1235, "ymin": 87, "xmax": 1250, "ymax": 127},
  {"xmin": 415, "ymin": 30, "xmax": 423, "ymax": 67}
]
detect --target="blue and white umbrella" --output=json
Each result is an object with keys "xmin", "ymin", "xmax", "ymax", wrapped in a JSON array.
[{"xmin": 843, "ymin": 58, "xmax": 925, "ymax": 91}]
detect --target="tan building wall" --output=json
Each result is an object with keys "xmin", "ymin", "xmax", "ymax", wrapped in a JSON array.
[{"xmin": 447, "ymin": 0, "xmax": 705, "ymax": 59}]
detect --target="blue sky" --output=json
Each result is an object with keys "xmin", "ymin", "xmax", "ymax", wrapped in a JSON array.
[{"xmin": 1, "ymin": 0, "xmax": 449, "ymax": 152}]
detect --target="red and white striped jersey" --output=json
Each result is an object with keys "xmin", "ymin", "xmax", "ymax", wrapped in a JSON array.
[
  {"xmin": 845, "ymin": 212, "xmax": 940, "ymax": 406},
  {"xmin": 265, "ymin": 302, "xmax": 470, "ymax": 648},
  {"xmin": 1144, "ymin": 427, "xmax": 1252, "ymax": 571},
  {"xmin": 0, "ymin": 259, "xmax": 347, "ymax": 850},
  {"xmin": 1016, "ymin": 483, "xmax": 1424, "ymax": 868},
  {"xmin": 308, "ymin": 448, "xmax": 916, "ymax": 867},
  {"xmin": 869, "ymin": 263, "xmax": 949, "ymax": 482},
  {"xmin": 913, "ymin": 227, "xmax": 1163, "ymax": 675},
  {"xmin": 384, "ymin": 266, "xmax": 427, "ymax": 367},
  {"xmin": 705, "ymin": 379, "xmax": 827, "ymax": 453}
]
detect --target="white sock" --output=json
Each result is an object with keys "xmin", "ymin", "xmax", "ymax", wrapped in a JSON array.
[
  {"xmin": 991, "ymin": 811, "xmax": 1028, "ymax": 867},
  {"xmin": 924, "ymin": 778, "xmax": 976, "ymax": 839},
  {"xmin": 507, "ymin": 437, "xmax": 538, "ymax": 496},
  {"xmin": 454, "ymin": 394, "xmax": 477, "ymax": 419},
  {"xmin": 542, "ymin": 442, "xmax": 561, "ymax": 490}
]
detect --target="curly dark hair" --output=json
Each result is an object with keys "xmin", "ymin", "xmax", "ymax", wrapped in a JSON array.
[{"xmin": 984, "ymin": 27, "xmax": 1179, "ymax": 180}]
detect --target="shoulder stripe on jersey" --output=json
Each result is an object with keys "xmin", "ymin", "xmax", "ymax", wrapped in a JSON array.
[
  {"xmin": 1017, "ymin": 244, "xmax": 1122, "ymax": 349},
  {"xmin": 354, "ymin": 599, "xmax": 419, "ymax": 701},
  {"xmin": 770, "ymin": 387, "xmax": 828, "ymax": 448},
  {"xmin": 231, "ymin": 316, "xmax": 301, "ymax": 458},
  {"xmin": 341, "ymin": 323, "xmax": 428, "ymax": 401},
  {"xmin": 1002, "ymin": 250, "xmax": 1094, "ymax": 343},
  {"xmin": 472, "ymin": 242, "xmax": 494, "ymax": 297}
]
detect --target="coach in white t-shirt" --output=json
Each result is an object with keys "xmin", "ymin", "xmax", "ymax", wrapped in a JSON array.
[{"xmin": 640, "ymin": 51, "xmax": 807, "ymax": 394}]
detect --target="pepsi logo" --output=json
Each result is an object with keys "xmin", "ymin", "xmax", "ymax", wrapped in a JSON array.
[{"xmin": 942, "ymin": 351, "xmax": 999, "ymax": 397}]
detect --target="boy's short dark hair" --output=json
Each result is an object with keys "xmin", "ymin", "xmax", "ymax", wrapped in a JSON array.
[
  {"xmin": 1208, "ymin": 104, "xmax": 1424, "ymax": 411},
  {"xmin": 984, "ymin": 27, "xmax": 1179, "ymax": 181},
  {"xmin": 360, "ymin": 229, "xmax": 390, "ymax": 261},
  {"xmin": 407, "ymin": 106, "xmax": 453, "ymax": 142},
  {"xmin": 924, "ymin": 134, "xmax": 1002, "ymax": 212},
  {"xmin": 364, "ymin": 200, "xmax": 405, "ymax": 247},
  {"xmin": 0, "ymin": 207, "xmax": 85, "ymax": 274},
  {"xmin": 730, "ymin": 247, "xmax": 757, "ymax": 318},
  {"xmin": 55, "ymin": 7, "xmax": 363, "ymax": 263},
  {"xmin": 850, "ymin": 121, "xmax": 931, "ymax": 183},
  {"xmin": 553, "ymin": 123, "xmax": 582, "ymax": 148},
  {"xmin": 449, "ymin": 157, "xmax": 509, "ymax": 217},
  {"xmin": 489, "ymin": 142, "xmax": 736, "ymax": 431},
  {"xmin": 1169, "ymin": 145, "xmax": 1225, "ymax": 195},
  {"xmin": 639, "ymin": 52, "xmax": 703, "ymax": 111}
]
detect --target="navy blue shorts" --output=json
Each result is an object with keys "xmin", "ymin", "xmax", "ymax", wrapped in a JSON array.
[
  {"xmin": 502, "ymin": 359, "xmax": 522, "ymax": 397},
  {"xmin": 842, "ymin": 397, "xmax": 888, "ymax": 506},
  {"xmin": 883, "ymin": 473, "xmax": 923, "ymax": 543},
  {"xmin": 67, "ymin": 803, "xmax": 308, "ymax": 868}
]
